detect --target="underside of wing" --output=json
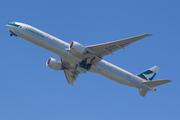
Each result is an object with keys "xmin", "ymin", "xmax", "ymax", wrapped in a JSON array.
[
  {"xmin": 64, "ymin": 69, "xmax": 80, "ymax": 86},
  {"xmin": 65, "ymin": 34, "xmax": 152, "ymax": 65},
  {"xmin": 61, "ymin": 59, "xmax": 81, "ymax": 86},
  {"xmin": 85, "ymin": 34, "xmax": 152, "ymax": 64}
]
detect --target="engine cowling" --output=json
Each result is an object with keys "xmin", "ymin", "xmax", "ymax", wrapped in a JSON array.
[
  {"xmin": 46, "ymin": 58, "xmax": 62, "ymax": 71},
  {"xmin": 70, "ymin": 41, "xmax": 86, "ymax": 54}
]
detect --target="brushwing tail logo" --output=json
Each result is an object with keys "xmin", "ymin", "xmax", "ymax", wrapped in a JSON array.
[
  {"xmin": 142, "ymin": 71, "xmax": 156, "ymax": 81},
  {"xmin": 137, "ymin": 66, "xmax": 160, "ymax": 81}
]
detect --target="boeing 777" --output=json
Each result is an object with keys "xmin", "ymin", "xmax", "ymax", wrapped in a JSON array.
[{"xmin": 6, "ymin": 22, "xmax": 171, "ymax": 97}]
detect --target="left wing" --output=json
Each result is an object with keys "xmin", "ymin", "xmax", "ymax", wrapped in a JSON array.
[{"xmin": 85, "ymin": 34, "xmax": 152, "ymax": 64}]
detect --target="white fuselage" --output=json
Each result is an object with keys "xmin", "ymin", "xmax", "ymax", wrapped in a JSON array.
[{"xmin": 6, "ymin": 22, "xmax": 154, "ymax": 91}]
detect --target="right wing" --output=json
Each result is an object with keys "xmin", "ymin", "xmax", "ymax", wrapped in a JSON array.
[
  {"xmin": 61, "ymin": 59, "xmax": 81, "ymax": 86},
  {"xmin": 64, "ymin": 69, "xmax": 80, "ymax": 86}
]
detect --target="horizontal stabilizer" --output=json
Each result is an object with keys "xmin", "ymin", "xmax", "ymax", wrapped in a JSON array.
[
  {"xmin": 138, "ymin": 88, "xmax": 148, "ymax": 97},
  {"xmin": 143, "ymin": 79, "xmax": 171, "ymax": 87}
]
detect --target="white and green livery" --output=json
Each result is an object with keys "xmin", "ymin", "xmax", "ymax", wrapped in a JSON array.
[{"xmin": 6, "ymin": 22, "xmax": 171, "ymax": 97}]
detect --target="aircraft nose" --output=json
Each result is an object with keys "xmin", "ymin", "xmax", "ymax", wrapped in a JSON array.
[
  {"xmin": 6, "ymin": 22, "xmax": 19, "ymax": 37},
  {"xmin": 6, "ymin": 22, "xmax": 17, "ymax": 29},
  {"xmin": 6, "ymin": 22, "xmax": 12, "ymax": 29},
  {"xmin": 6, "ymin": 23, "xmax": 9, "ymax": 27}
]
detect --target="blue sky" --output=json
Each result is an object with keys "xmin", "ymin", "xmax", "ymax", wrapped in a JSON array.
[{"xmin": 0, "ymin": 0, "xmax": 179, "ymax": 120}]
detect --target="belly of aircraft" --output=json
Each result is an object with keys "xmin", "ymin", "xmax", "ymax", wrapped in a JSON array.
[{"xmin": 90, "ymin": 64, "xmax": 136, "ymax": 87}]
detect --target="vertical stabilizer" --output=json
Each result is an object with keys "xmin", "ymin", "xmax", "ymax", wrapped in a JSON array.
[{"xmin": 137, "ymin": 66, "xmax": 160, "ymax": 81}]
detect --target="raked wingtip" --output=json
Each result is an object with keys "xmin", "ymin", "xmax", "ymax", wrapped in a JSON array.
[{"xmin": 146, "ymin": 33, "xmax": 153, "ymax": 36}]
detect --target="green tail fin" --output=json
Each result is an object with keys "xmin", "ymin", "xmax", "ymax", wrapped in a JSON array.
[{"xmin": 137, "ymin": 66, "xmax": 160, "ymax": 81}]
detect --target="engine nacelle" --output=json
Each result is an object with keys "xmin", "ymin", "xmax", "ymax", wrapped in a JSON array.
[
  {"xmin": 70, "ymin": 41, "xmax": 86, "ymax": 54},
  {"xmin": 46, "ymin": 58, "xmax": 62, "ymax": 71}
]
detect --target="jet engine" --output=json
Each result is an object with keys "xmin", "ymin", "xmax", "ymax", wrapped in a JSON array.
[
  {"xmin": 46, "ymin": 58, "xmax": 63, "ymax": 71},
  {"xmin": 70, "ymin": 41, "xmax": 86, "ymax": 54}
]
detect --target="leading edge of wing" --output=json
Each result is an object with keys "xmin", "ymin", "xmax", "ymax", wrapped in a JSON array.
[
  {"xmin": 86, "ymin": 33, "xmax": 153, "ymax": 48},
  {"xmin": 85, "ymin": 33, "xmax": 152, "ymax": 65}
]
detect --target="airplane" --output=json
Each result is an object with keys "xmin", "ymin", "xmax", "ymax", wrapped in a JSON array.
[{"xmin": 6, "ymin": 22, "xmax": 171, "ymax": 97}]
